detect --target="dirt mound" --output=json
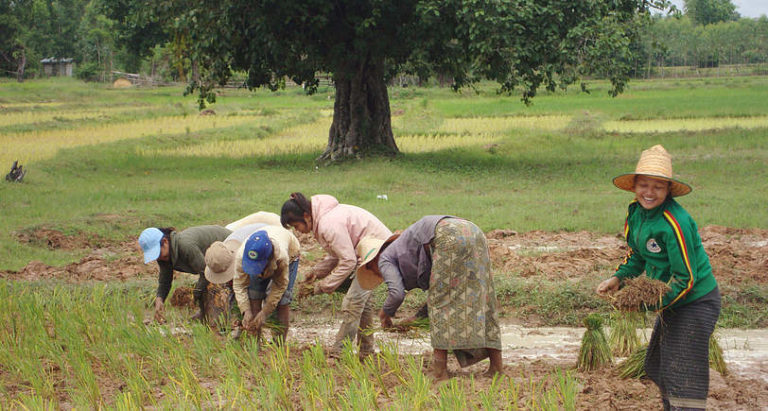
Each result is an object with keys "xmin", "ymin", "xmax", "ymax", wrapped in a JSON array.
[
  {"xmin": 699, "ymin": 225, "xmax": 768, "ymax": 285},
  {"xmin": 486, "ymin": 229, "xmax": 518, "ymax": 239},
  {"xmin": 170, "ymin": 286, "xmax": 195, "ymax": 308},
  {"xmin": 3, "ymin": 225, "xmax": 766, "ymax": 288},
  {"xmin": 485, "ymin": 225, "xmax": 768, "ymax": 286},
  {"xmin": 574, "ymin": 364, "xmax": 768, "ymax": 410},
  {"xmin": 1, "ymin": 241, "xmax": 153, "ymax": 281},
  {"xmin": 487, "ymin": 230, "xmax": 624, "ymax": 280},
  {"xmin": 15, "ymin": 228, "xmax": 100, "ymax": 250}
]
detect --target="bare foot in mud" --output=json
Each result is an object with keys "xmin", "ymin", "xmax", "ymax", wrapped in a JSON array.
[
  {"xmin": 153, "ymin": 309, "xmax": 166, "ymax": 324},
  {"xmin": 427, "ymin": 368, "xmax": 450, "ymax": 382},
  {"xmin": 484, "ymin": 367, "xmax": 506, "ymax": 379}
]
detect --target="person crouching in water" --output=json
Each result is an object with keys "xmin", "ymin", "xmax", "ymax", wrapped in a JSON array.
[
  {"xmin": 206, "ymin": 226, "xmax": 300, "ymax": 343},
  {"xmin": 356, "ymin": 215, "xmax": 503, "ymax": 380},
  {"xmin": 597, "ymin": 145, "xmax": 720, "ymax": 411},
  {"xmin": 139, "ymin": 225, "xmax": 231, "ymax": 323}
]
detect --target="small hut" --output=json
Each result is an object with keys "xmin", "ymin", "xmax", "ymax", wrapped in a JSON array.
[{"xmin": 40, "ymin": 58, "xmax": 74, "ymax": 77}]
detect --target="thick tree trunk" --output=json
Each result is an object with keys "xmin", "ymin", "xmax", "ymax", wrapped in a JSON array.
[
  {"xmin": 319, "ymin": 58, "xmax": 398, "ymax": 161},
  {"xmin": 16, "ymin": 49, "xmax": 26, "ymax": 83}
]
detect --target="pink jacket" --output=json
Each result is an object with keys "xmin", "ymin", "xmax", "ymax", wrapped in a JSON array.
[{"xmin": 311, "ymin": 194, "xmax": 392, "ymax": 293}]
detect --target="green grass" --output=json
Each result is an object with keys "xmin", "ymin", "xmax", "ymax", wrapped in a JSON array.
[
  {"xmin": 1, "ymin": 76, "xmax": 767, "ymax": 325},
  {"xmin": 1, "ymin": 72, "xmax": 765, "ymax": 406},
  {"xmin": 0, "ymin": 279, "xmax": 582, "ymax": 408}
]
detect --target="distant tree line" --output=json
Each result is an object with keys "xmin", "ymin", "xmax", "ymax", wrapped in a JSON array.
[
  {"xmin": 634, "ymin": 14, "xmax": 768, "ymax": 77},
  {"xmin": 0, "ymin": 0, "xmax": 190, "ymax": 82},
  {"xmin": 1, "ymin": 0, "xmax": 766, "ymax": 84}
]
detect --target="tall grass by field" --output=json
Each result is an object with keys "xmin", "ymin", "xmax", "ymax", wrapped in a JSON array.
[{"xmin": 1, "ymin": 77, "xmax": 767, "ymax": 271}]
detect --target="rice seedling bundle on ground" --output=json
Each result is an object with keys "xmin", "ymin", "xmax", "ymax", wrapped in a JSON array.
[
  {"xmin": 618, "ymin": 344, "xmax": 648, "ymax": 379},
  {"xmin": 390, "ymin": 317, "xmax": 430, "ymax": 333},
  {"xmin": 618, "ymin": 334, "xmax": 728, "ymax": 379},
  {"xmin": 709, "ymin": 333, "xmax": 728, "ymax": 376},
  {"xmin": 610, "ymin": 277, "xmax": 670, "ymax": 311},
  {"xmin": 609, "ymin": 311, "xmax": 644, "ymax": 357},
  {"xmin": 577, "ymin": 314, "xmax": 612, "ymax": 371}
]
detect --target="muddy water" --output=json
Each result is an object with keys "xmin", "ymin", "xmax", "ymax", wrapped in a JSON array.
[{"xmin": 288, "ymin": 321, "xmax": 768, "ymax": 382}]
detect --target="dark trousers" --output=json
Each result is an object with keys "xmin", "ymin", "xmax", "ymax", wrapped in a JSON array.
[
  {"xmin": 645, "ymin": 287, "xmax": 720, "ymax": 409},
  {"xmin": 192, "ymin": 274, "xmax": 209, "ymax": 310}
]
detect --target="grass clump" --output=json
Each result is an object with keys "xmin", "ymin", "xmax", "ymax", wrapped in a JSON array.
[
  {"xmin": 577, "ymin": 314, "xmax": 613, "ymax": 371},
  {"xmin": 618, "ymin": 334, "xmax": 728, "ymax": 379},
  {"xmin": 618, "ymin": 344, "xmax": 648, "ymax": 379},
  {"xmin": 563, "ymin": 110, "xmax": 605, "ymax": 136},
  {"xmin": 608, "ymin": 311, "xmax": 644, "ymax": 357},
  {"xmin": 709, "ymin": 333, "xmax": 728, "ymax": 376}
]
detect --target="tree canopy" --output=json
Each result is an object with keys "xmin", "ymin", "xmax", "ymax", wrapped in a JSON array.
[
  {"xmin": 685, "ymin": 0, "xmax": 739, "ymax": 26},
  {"xmin": 123, "ymin": 0, "xmax": 667, "ymax": 159}
]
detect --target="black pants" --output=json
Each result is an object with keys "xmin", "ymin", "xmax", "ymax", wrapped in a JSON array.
[{"xmin": 192, "ymin": 274, "xmax": 209, "ymax": 308}]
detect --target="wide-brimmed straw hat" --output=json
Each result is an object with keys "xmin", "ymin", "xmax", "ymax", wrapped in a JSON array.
[
  {"xmin": 204, "ymin": 241, "xmax": 239, "ymax": 284},
  {"xmin": 355, "ymin": 234, "xmax": 399, "ymax": 290},
  {"xmin": 612, "ymin": 145, "xmax": 692, "ymax": 197}
]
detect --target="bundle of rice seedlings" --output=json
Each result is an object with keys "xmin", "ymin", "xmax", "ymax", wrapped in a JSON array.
[
  {"xmin": 618, "ymin": 344, "xmax": 648, "ymax": 379},
  {"xmin": 709, "ymin": 333, "xmax": 728, "ymax": 375},
  {"xmin": 577, "ymin": 314, "xmax": 613, "ymax": 371},
  {"xmin": 609, "ymin": 310, "xmax": 644, "ymax": 356},
  {"xmin": 617, "ymin": 334, "xmax": 728, "ymax": 379},
  {"xmin": 390, "ymin": 317, "xmax": 431, "ymax": 333},
  {"xmin": 611, "ymin": 277, "xmax": 670, "ymax": 311}
]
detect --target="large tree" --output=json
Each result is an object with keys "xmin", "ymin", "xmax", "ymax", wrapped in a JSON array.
[
  {"xmin": 684, "ymin": 0, "xmax": 739, "ymax": 26},
  {"xmin": 0, "ymin": 0, "xmax": 34, "ymax": 82},
  {"xmin": 116, "ymin": 0, "xmax": 670, "ymax": 160}
]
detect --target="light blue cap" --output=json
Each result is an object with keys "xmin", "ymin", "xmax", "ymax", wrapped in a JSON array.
[{"xmin": 138, "ymin": 228, "xmax": 164, "ymax": 264}]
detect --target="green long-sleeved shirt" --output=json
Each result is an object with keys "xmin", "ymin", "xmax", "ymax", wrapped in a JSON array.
[
  {"xmin": 156, "ymin": 225, "xmax": 232, "ymax": 300},
  {"xmin": 613, "ymin": 198, "xmax": 717, "ymax": 311}
]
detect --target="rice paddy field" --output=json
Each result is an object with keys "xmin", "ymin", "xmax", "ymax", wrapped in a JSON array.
[{"xmin": 1, "ymin": 76, "xmax": 767, "ymax": 409}]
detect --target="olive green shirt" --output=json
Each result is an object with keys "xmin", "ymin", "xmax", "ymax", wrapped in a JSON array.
[{"xmin": 156, "ymin": 225, "xmax": 232, "ymax": 300}]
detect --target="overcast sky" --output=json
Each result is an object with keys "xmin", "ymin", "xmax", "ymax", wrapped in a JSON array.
[{"xmin": 667, "ymin": 0, "xmax": 768, "ymax": 18}]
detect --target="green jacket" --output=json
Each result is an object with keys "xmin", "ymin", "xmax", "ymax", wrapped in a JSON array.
[
  {"xmin": 157, "ymin": 225, "xmax": 231, "ymax": 300},
  {"xmin": 614, "ymin": 198, "xmax": 717, "ymax": 311}
]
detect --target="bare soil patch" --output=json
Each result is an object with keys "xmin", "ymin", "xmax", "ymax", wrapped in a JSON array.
[
  {"xmin": 14, "ymin": 228, "xmax": 101, "ymax": 250},
  {"xmin": 4, "ymin": 225, "xmax": 765, "ymax": 287},
  {"xmin": 1, "ymin": 235, "xmax": 154, "ymax": 281},
  {"xmin": 169, "ymin": 286, "xmax": 195, "ymax": 308},
  {"xmin": 485, "ymin": 225, "xmax": 768, "ymax": 286}
]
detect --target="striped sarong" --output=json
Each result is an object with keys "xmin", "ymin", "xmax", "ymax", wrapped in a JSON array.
[
  {"xmin": 645, "ymin": 287, "xmax": 721, "ymax": 409},
  {"xmin": 428, "ymin": 218, "xmax": 501, "ymax": 351}
]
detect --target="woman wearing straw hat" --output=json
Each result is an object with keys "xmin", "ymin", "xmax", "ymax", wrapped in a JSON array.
[
  {"xmin": 596, "ymin": 145, "xmax": 720, "ymax": 411},
  {"xmin": 138, "ymin": 225, "xmax": 232, "ymax": 323},
  {"xmin": 280, "ymin": 192, "xmax": 391, "ymax": 359},
  {"xmin": 356, "ymin": 215, "xmax": 503, "ymax": 381}
]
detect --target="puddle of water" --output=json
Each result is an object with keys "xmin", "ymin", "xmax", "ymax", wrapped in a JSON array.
[{"xmin": 288, "ymin": 322, "xmax": 768, "ymax": 382}]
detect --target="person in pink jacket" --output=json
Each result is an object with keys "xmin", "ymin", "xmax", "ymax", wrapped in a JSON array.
[{"xmin": 281, "ymin": 192, "xmax": 392, "ymax": 359}]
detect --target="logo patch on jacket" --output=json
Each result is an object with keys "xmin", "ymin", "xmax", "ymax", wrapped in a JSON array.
[{"xmin": 646, "ymin": 239, "xmax": 662, "ymax": 253}]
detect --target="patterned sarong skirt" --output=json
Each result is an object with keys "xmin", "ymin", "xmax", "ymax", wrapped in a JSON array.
[
  {"xmin": 645, "ymin": 287, "xmax": 721, "ymax": 409},
  {"xmin": 428, "ymin": 218, "xmax": 501, "ymax": 351}
]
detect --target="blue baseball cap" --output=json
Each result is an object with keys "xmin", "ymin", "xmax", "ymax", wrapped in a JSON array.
[
  {"xmin": 138, "ymin": 227, "xmax": 164, "ymax": 264},
  {"xmin": 242, "ymin": 230, "xmax": 273, "ymax": 277}
]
